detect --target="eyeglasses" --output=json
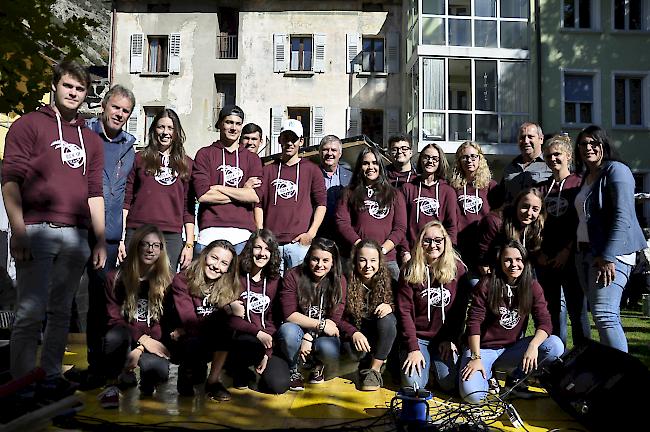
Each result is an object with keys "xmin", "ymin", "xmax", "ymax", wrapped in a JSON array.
[
  {"xmin": 421, "ymin": 237, "xmax": 445, "ymax": 246},
  {"xmin": 578, "ymin": 140, "xmax": 601, "ymax": 148},
  {"xmin": 390, "ymin": 146, "xmax": 412, "ymax": 153},
  {"xmin": 460, "ymin": 154, "xmax": 480, "ymax": 162},
  {"xmin": 422, "ymin": 155, "xmax": 440, "ymax": 163},
  {"xmin": 140, "ymin": 241, "xmax": 162, "ymax": 251}
]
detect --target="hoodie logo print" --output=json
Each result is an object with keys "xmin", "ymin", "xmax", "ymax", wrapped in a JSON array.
[
  {"xmin": 196, "ymin": 296, "xmax": 215, "ymax": 317},
  {"xmin": 458, "ymin": 194, "xmax": 483, "ymax": 214},
  {"xmin": 218, "ymin": 164, "xmax": 244, "ymax": 186},
  {"xmin": 421, "ymin": 286, "xmax": 451, "ymax": 307},
  {"xmin": 51, "ymin": 139, "xmax": 86, "ymax": 169},
  {"xmin": 135, "ymin": 299, "xmax": 148, "ymax": 322},
  {"xmin": 498, "ymin": 307, "xmax": 520, "ymax": 330},
  {"xmin": 272, "ymin": 178, "xmax": 298, "ymax": 200},
  {"xmin": 241, "ymin": 291, "xmax": 270, "ymax": 314},
  {"xmin": 155, "ymin": 167, "xmax": 178, "ymax": 186},
  {"xmin": 364, "ymin": 200, "xmax": 389, "ymax": 219},
  {"xmin": 414, "ymin": 197, "xmax": 440, "ymax": 217},
  {"xmin": 545, "ymin": 196, "xmax": 569, "ymax": 217}
]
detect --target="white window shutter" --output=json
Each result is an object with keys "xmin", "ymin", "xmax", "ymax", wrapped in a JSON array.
[
  {"xmin": 126, "ymin": 105, "xmax": 140, "ymax": 144},
  {"xmin": 273, "ymin": 33, "xmax": 288, "ymax": 73},
  {"xmin": 386, "ymin": 108, "xmax": 400, "ymax": 141},
  {"xmin": 386, "ymin": 32, "xmax": 400, "ymax": 74},
  {"xmin": 169, "ymin": 32, "xmax": 181, "ymax": 73},
  {"xmin": 311, "ymin": 106, "xmax": 325, "ymax": 145},
  {"xmin": 313, "ymin": 33, "xmax": 326, "ymax": 73},
  {"xmin": 346, "ymin": 107, "xmax": 361, "ymax": 137},
  {"xmin": 130, "ymin": 33, "xmax": 144, "ymax": 74},
  {"xmin": 346, "ymin": 33, "xmax": 361, "ymax": 74},
  {"xmin": 271, "ymin": 105, "xmax": 284, "ymax": 154}
]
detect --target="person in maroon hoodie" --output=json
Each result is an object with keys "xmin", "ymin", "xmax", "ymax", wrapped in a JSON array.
[
  {"xmin": 192, "ymin": 105, "xmax": 263, "ymax": 255},
  {"xmin": 255, "ymin": 119, "xmax": 326, "ymax": 273},
  {"xmin": 96, "ymin": 225, "xmax": 173, "ymax": 408},
  {"xmin": 121, "ymin": 108, "xmax": 194, "ymax": 271},
  {"xmin": 340, "ymin": 239, "xmax": 396, "ymax": 391},
  {"xmin": 336, "ymin": 146, "xmax": 406, "ymax": 281},
  {"xmin": 277, "ymin": 238, "xmax": 347, "ymax": 391},
  {"xmin": 167, "ymin": 240, "xmax": 244, "ymax": 401},
  {"xmin": 386, "ymin": 134, "xmax": 417, "ymax": 188},
  {"xmin": 449, "ymin": 141, "xmax": 497, "ymax": 285},
  {"xmin": 538, "ymin": 135, "xmax": 589, "ymax": 347},
  {"xmin": 2, "ymin": 61, "xmax": 106, "ymax": 395},
  {"xmin": 227, "ymin": 229, "xmax": 290, "ymax": 394},
  {"xmin": 397, "ymin": 221, "xmax": 468, "ymax": 392},
  {"xmin": 460, "ymin": 240, "xmax": 563, "ymax": 403},
  {"xmin": 400, "ymin": 143, "xmax": 458, "ymax": 264}
]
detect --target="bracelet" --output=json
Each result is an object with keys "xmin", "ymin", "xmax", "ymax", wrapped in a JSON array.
[
  {"xmin": 318, "ymin": 318, "xmax": 326, "ymax": 334},
  {"xmin": 135, "ymin": 345, "xmax": 145, "ymax": 353},
  {"xmin": 185, "ymin": 242, "xmax": 194, "ymax": 249},
  {"xmin": 302, "ymin": 336, "xmax": 313, "ymax": 343}
]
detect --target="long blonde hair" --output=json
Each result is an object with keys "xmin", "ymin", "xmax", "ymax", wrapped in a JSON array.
[
  {"xmin": 184, "ymin": 240, "xmax": 241, "ymax": 308},
  {"xmin": 449, "ymin": 141, "xmax": 493, "ymax": 190},
  {"xmin": 404, "ymin": 220, "xmax": 459, "ymax": 285},
  {"xmin": 119, "ymin": 225, "xmax": 172, "ymax": 323}
]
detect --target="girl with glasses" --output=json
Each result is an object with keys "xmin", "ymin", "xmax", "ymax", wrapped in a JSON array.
[{"xmin": 397, "ymin": 221, "xmax": 469, "ymax": 392}]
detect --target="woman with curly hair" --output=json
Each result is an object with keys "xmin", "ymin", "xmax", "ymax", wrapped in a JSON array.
[
  {"xmin": 339, "ymin": 239, "xmax": 396, "ymax": 391},
  {"xmin": 167, "ymin": 240, "xmax": 243, "ymax": 401},
  {"xmin": 336, "ymin": 146, "xmax": 406, "ymax": 281},
  {"xmin": 449, "ymin": 142, "xmax": 497, "ymax": 281},
  {"xmin": 227, "ymin": 229, "xmax": 290, "ymax": 394},
  {"xmin": 397, "ymin": 221, "xmax": 469, "ymax": 392},
  {"xmin": 97, "ymin": 225, "xmax": 173, "ymax": 408},
  {"xmin": 121, "ymin": 108, "xmax": 195, "ymax": 271}
]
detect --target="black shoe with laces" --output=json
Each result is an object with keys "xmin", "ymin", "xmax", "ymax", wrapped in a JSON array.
[
  {"xmin": 205, "ymin": 381, "xmax": 231, "ymax": 401},
  {"xmin": 36, "ymin": 377, "xmax": 79, "ymax": 402}
]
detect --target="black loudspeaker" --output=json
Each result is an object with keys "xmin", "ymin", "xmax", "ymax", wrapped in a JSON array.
[{"xmin": 539, "ymin": 340, "xmax": 650, "ymax": 431}]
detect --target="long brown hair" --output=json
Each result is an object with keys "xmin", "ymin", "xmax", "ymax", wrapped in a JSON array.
[
  {"xmin": 140, "ymin": 108, "xmax": 190, "ymax": 180},
  {"xmin": 502, "ymin": 187, "xmax": 545, "ymax": 253},
  {"xmin": 345, "ymin": 239, "xmax": 393, "ymax": 327},
  {"xmin": 184, "ymin": 240, "xmax": 241, "ymax": 307},
  {"xmin": 239, "ymin": 229, "xmax": 281, "ymax": 280},
  {"xmin": 487, "ymin": 240, "xmax": 533, "ymax": 317},
  {"xmin": 347, "ymin": 146, "xmax": 396, "ymax": 211},
  {"xmin": 117, "ymin": 224, "xmax": 172, "ymax": 323},
  {"xmin": 297, "ymin": 238, "xmax": 344, "ymax": 317},
  {"xmin": 404, "ymin": 220, "xmax": 459, "ymax": 285},
  {"xmin": 416, "ymin": 143, "xmax": 449, "ymax": 181}
]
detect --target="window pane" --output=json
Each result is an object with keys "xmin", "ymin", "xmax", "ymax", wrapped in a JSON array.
[
  {"xmin": 614, "ymin": 0, "xmax": 626, "ymax": 29},
  {"xmin": 449, "ymin": 114, "xmax": 471, "ymax": 141},
  {"xmin": 448, "ymin": 0, "xmax": 470, "ymax": 16},
  {"xmin": 476, "ymin": 114, "xmax": 498, "ymax": 143},
  {"xmin": 290, "ymin": 38, "xmax": 300, "ymax": 70},
  {"xmin": 475, "ymin": 20, "xmax": 497, "ymax": 47},
  {"xmin": 565, "ymin": 103, "xmax": 577, "ymax": 123},
  {"xmin": 449, "ymin": 59, "xmax": 471, "ymax": 110},
  {"xmin": 501, "ymin": 115, "xmax": 527, "ymax": 143},
  {"xmin": 563, "ymin": 0, "xmax": 576, "ymax": 28},
  {"xmin": 303, "ymin": 38, "xmax": 313, "ymax": 71},
  {"xmin": 578, "ymin": 0, "xmax": 591, "ymax": 28},
  {"xmin": 423, "ymin": 58, "xmax": 445, "ymax": 110},
  {"xmin": 500, "ymin": 21, "xmax": 528, "ymax": 49},
  {"xmin": 475, "ymin": 61, "xmax": 497, "ymax": 111},
  {"xmin": 449, "ymin": 19, "xmax": 471, "ymax": 46},
  {"xmin": 374, "ymin": 39, "xmax": 384, "ymax": 72},
  {"xmin": 501, "ymin": 0, "xmax": 529, "ymax": 18},
  {"xmin": 564, "ymin": 75, "xmax": 593, "ymax": 102},
  {"xmin": 499, "ymin": 62, "xmax": 528, "ymax": 113},
  {"xmin": 579, "ymin": 103, "xmax": 592, "ymax": 123},
  {"xmin": 423, "ymin": 0, "xmax": 444, "ymax": 14},
  {"xmin": 615, "ymin": 78, "xmax": 626, "ymax": 124},
  {"xmin": 422, "ymin": 17, "xmax": 446, "ymax": 45},
  {"xmin": 630, "ymin": 78, "xmax": 643, "ymax": 125},
  {"xmin": 476, "ymin": 0, "xmax": 496, "ymax": 17},
  {"xmin": 630, "ymin": 0, "xmax": 643, "ymax": 30},
  {"xmin": 423, "ymin": 113, "xmax": 445, "ymax": 140}
]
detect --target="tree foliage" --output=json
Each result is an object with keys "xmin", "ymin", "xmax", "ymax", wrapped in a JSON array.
[{"xmin": 0, "ymin": 0, "xmax": 98, "ymax": 114}]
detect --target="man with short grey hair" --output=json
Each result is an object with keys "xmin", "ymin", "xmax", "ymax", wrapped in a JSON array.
[{"xmin": 317, "ymin": 135, "xmax": 351, "ymax": 242}]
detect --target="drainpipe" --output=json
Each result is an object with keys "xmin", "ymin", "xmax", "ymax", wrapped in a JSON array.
[
  {"xmin": 109, "ymin": 1, "xmax": 116, "ymax": 83},
  {"xmin": 535, "ymin": 0, "xmax": 542, "ymax": 125}
]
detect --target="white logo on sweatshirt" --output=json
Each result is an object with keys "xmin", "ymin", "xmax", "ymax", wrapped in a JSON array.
[
  {"xmin": 421, "ymin": 286, "xmax": 451, "ymax": 307},
  {"xmin": 414, "ymin": 197, "xmax": 440, "ymax": 217},
  {"xmin": 498, "ymin": 307, "xmax": 520, "ymax": 330},
  {"xmin": 218, "ymin": 164, "xmax": 244, "ymax": 187},
  {"xmin": 272, "ymin": 178, "xmax": 298, "ymax": 200},
  {"xmin": 545, "ymin": 196, "xmax": 569, "ymax": 217},
  {"xmin": 458, "ymin": 194, "xmax": 483, "ymax": 214},
  {"xmin": 135, "ymin": 299, "xmax": 148, "ymax": 322},
  {"xmin": 196, "ymin": 296, "xmax": 215, "ymax": 317},
  {"xmin": 241, "ymin": 291, "xmax": 270, "ymax": 314},
  {"xmin": 155, "ymin": 167, "xmax": 178, "ymax": 186},
  {"xmin": 364, "ymin": 200, "xmax": 389, "ymax": 219},
  {"xmin": 51, "ymin": 139, "xmax": 86, "ymax": 169}
]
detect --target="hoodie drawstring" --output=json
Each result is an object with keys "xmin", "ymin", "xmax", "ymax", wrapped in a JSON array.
[
  {"xmin": 221, "ymin": 148, "xmax": 240, "ymax": 187},
  {"xmin": 544, "ymin": 177, "xmax": 567, "ymax": 217},
  {"xmin": 246, "ymin": 274, "xmax": 267, "ymax": 329},
  {"xmin": 425, "ymin": 265, "xmax": 445, "ymax": 323},
  {"xmin": 274, "ymin": 160, "xmax": 300, "ymax": 205},
  {"xmin": 417, "ymin": 181, "xmax": 439, "ymax": 223},
  {"xmin": 55, "ymin": 113, "xmax": 87, "ymax": 175},
  {"xmin": 461, "ymin": 183, "xmax": 480, "ymax": 215}
]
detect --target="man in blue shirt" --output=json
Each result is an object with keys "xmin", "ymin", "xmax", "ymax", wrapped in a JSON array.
[{"xmin": 317, "ymin": 135, "xmax": 351, "ymax": 243}]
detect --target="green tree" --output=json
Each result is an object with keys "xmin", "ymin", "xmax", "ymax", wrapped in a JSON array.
[{"xmin": 0, "ymin": 0, "xmax": 98, "ymax": 114}]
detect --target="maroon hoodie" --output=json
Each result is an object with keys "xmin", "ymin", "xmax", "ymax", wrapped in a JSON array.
[
  {"xmin": 124, "ymin": 152, "xmax": 195, "ymax": 233},
  {"xmin": 170, "ymin": 272, "xmax": 226, "ymax": 337},
  {"xmin": 229, "ymin": 274, "xmax": 279, "ymax": 357},
  {"xmin": 192, "ymin": 141, "xmax": 263, "ymax": 232},
  {"xmin": 401, "ymin": 179, "xmax": 459, "ymax": 250},
  {"xmin": 279, "ymin": 266, "xmax": 347, "ymax": 326},
  {"xmin": 465, "ymin": 278, "xmax": 552, "ymax": 349},
  {"xmin": 335, "ymin": 188, "xmax": 407, "ymax": 261},
  {"xmin": 540, "ymin": 173, "xmax": 582, "ymax": 254},
  {"xmin": 396, "ymin": 260, "xmax": 468, "ymax": 352},
  {"xmin": 386, "ymin": 166, "xmax": 417, "ymax": 189},
  {"xmin": 257, "ymin": 158, "xmax": 327, "ymax": 244},
  {"xmin": 455, "ymin": 180, "xmax": 497, "ymax": 268},
  {"xmin": 2, "ymin": 105, "xmax": 103, "ymax": 227},
  {"xmin": 477, "ymin": 212, "xmax": 503, "ymax": 268},
  {"xmin": 105, "ymin": 271, "xmax": 163, "ymax": 343}
]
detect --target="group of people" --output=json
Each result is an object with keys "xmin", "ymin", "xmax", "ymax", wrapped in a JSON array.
[{"xmin": 3, "ymin": 61, "xmax": 646, "ymax": 410}]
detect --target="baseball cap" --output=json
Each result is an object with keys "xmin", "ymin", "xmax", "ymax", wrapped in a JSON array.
[{"xmin": 280, "ymin": 119, "xmax": 303, "ymax": 138}]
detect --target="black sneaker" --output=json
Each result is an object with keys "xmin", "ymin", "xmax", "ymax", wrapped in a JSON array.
[
  {"xmin": 488, "ymin": 377, "xmax": 501, "ymax": 395},
  {"xmin": 117, "ymin": 371, "xmax": 138, "ymax": 390},
  {"xmin": 232, "ymin": 368, "xmax": 256, "ymax": 390},
  {"xmin": 504, "ymin": 377, "xmax": 545, "ymax": 400},
  {"xmin": 359, "ymin": 368, "xmax": 382, "ymax": 391},
  {"xmin": 64, "ymin": 367, "xmax": 106, "ymax": 391},
  {"xmin": 139, "ymin": 382, "xmax": 154, "ymax": 397},
  {"xmin": 309, "ymin": 364, "xmax": 325, "ymax": 384},
  {"xmin": 37, "ymin": 377, "xmax": 79, "ymax": 402},
  {"xmin": 205, "ymin": 381, "xmax": 231, "ymax": 402},
  {"xmin": 289, "ymin": 370, "xmax": 304, "ymax": 391}
]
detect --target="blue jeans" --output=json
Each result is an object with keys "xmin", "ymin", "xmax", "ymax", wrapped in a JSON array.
[
  {"xmin": 276, "ymin": 322, "xmax": 340, "ymax": 371},
  {"xmin": 400, "ymin": 338, "xmax": 458, "ymax": 392},
  {"xmin": 575, "ymin": 250, "xmax": 632, "ymax": 352},
  {"xmin": 278, "ymin": 242, "xmax": 310, "ymax": 275},
  {"xmin": 386, "ymin": 260, "xmax": 400, "ymax": 282},
  {"xmin": 458, "ymin": 335, "xmax": 564, "ymax": 404},
  {"xmin": 11, "ymin": 224, "xmax": 91, "ymax": 379}
]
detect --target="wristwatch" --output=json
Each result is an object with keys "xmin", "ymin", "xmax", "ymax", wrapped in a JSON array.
[{"xmin": 470, "ymin": 352, "xmax": 481, "ymax": 361}]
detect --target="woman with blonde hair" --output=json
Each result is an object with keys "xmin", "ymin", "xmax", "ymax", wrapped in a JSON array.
[
  {"xmin": 97, "ymin": 225, "xmax": 173, "ymax": 408},
  {"xmin": 397, "ymin": 221, "xmax": 469, "ymax": 391}
]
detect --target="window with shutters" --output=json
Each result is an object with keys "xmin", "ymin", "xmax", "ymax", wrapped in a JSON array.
[
  {"xmin": 275, "ymin": 33, "xmax": 325, "ymax": 74},
  {"xmin": 362, "ymin": 37, "xmax": 384, "ymax": 72},
  {"xmin": 148, "ymin": 36, "xmax": 169, "ymax": 73},
  {"xmin": 290, "ymin": 36, "xmax": 313, "ymax": 71}
]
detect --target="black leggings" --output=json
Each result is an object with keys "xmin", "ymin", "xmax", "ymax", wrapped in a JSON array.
[
  {"xmin": 349, "ymin": 313, "xmax": 397, "ymax": 362},
  {"xmin": 228, "ymin": 333, "xmax": 290, "ymax": 394}
]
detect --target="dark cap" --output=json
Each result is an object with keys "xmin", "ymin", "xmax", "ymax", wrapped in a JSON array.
[{"xmin": 218, "ymin": 104, "xmax": 245, "ymax": 125}]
